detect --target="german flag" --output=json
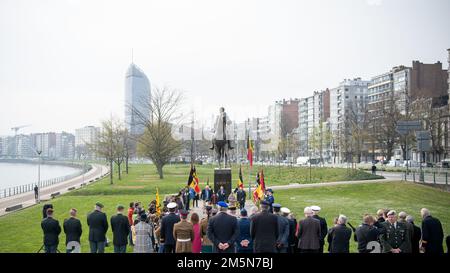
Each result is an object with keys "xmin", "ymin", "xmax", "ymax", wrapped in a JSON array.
[
  {"xmin": 188, "ymin": 165, "xmax": 201, "ymax": 194},
  {"xmin": 237, "ymin": 165, "xmax": 244, "ymax": 189},
  {"xmin": 247, "ymin": 130, "xmax": 254, "ymax": 168}
]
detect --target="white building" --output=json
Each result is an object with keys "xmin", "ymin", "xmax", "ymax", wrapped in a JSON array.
[
  {"xmin": 56, "ymin": 132, "xmax": 75, "ymax": 159},
  {"xmin": 125, "ymin": 63, "xmax": 151, "ymax": 136}
]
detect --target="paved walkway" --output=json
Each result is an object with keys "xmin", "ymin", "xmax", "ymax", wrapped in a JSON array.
[{"xmin": 0, "ymin": 164, "xmax": 109, "ymax": 217}]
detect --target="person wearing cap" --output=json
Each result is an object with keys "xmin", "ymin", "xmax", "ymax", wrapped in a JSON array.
[
  {"xmin": 273, "ymin": 204, "xmax": 290, "ymax": 253},
  {"xmin": 200, "ymin": 206, "xmax": 214, "ymax": 253},
  {"xmin": 281, "ymin": 207, "xmax": 296, "ymax": 253},
  {"xmin": 228, "ymin": 205, "xmax": 238, "ymax": 218},
  {"xmin": 160, "ymin": 202, "xmax": 180, "ymax": 253},
  {"xmin": 311, "ymin": 205, "xmax": 328, "ymax": 253},
  {"xmin": 63, "ymin": 208, "xmax": 82, "ymax": 253},
  {"xmin": 111, "ymin": 205, "xmax": 131, "ymax": 253},
  {"xmin": 41, "ymin": 208, "xmax": 61, "ymax": 253},
  {"xmin": 87, "ymin": 202, "xmax": 109, "ymax": 253},
  {"xmin": 133, "ymin": 213, "xmax": 154, "ymax": 253},
  {"xmin": 379, "ymin": 210, "xmax": 410, "ymax": 253},
  {"xmin": 297, "ymin": 207, "xmax": 321, "ymax": 253},
  {"xmin": 237, "ymin": 208, "xmax": 253, "ymax": 253},
  {"xmin": 207, "ymin": 201, "xmax": 240, "ymax": 253},
  {"xmin": 264, "ymin": 189, "xmax": 274, "ymax": 213},
  {"xmin": 173, "ymin": 210, "xmax": 194, "ymax": 253},
  {"xmin": 250, "ymin": 200, "xmax": 279, "ymax": 253}
]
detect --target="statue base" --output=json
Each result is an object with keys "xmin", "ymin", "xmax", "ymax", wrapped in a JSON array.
[{"xmin": 214, "ymin": 168, "xmax": 232, "ymax": 196}]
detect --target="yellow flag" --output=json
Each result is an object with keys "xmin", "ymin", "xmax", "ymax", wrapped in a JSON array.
[{"xmin": 156, "ymin": 187, "xmax": 161, "ymax": 216}]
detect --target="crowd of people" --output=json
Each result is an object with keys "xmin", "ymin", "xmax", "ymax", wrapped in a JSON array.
[{"xmin": 41, "ymin": 186, "xmax": 450, "ymax": 254}]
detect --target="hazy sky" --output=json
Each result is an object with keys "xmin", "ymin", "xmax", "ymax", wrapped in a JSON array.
[{"xmin": 1, "ymin": 0, "xmax": 449, "ymax": 136}]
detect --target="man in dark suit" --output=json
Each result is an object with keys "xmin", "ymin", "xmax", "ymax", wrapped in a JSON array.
[
  {"xmin": 111, "ymin": 204, "xmax": 130, "ymax": 253},
  {"xmin": 420, "ymin": 208, "xmax": 444, "ymax": 254},
  {"xmin": 273, "ymin": 204, "xmax": 289, "ymax": 253},
  {"xmin": 311, "ymin": 205, "xmax": 327, "ymax": 253},
  {"xmin": 41, "ymin": 208, "xmax": 61, "ymax": 253},
  {"xmin": 207, "ymin": 201, "xmax": 239, "ymax": 253},
  {"xmin": 63, "ymin": 208, "xmax": 82, "ymax": 253},
  {"xmin": 217, "ymin": 186, "xmax": 227, "ymax": 202},
  {"xmin": 284, "ymin": 208, "xmax": 297, "ymax": 253},
  {"xmin": 355, "ymin": 214, "xmax": 380, "ymax": 253},
  {"xmin": 251, "ymin": 201, "xmax": 279, "ymax": 253},
  {"xmin": 297, "ymin": 206, "xmax": 321, "ymax": 253},
  {"xmin": 160, "ymin": 202, "xmax": 180, "ymax": 253},
  {"xmin": 327, "ymin": 215, "xmax": 352, "ymax": 253},
  {"xmin": 236, "ymin": 188, "xmax": 246, "ymax": 210},
  {"xmin": 406, "ymin": 215, "xmax": 421, "ymax": 254},
  {"xmin": 87, "ymin": 202, "xmax": 109, "ymax": 253},
  {"xmin": 201, "ymin": 185, "xmax": 212, "ymax": 203}
]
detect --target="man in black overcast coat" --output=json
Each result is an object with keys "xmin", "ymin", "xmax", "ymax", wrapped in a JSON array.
[
  {"xmin": 87, "ymin": 202, "xmax": 109, "ymax": 253},
  {"xmin": 311, "ymin": 206, "xmax": 327, "ymax": 253},
  {"xmin": 251, "ymin": 201, "xmax": 279, "ymax": 253},
  {"xmin": 207, "ymin": 201, "xmax": 240, "ymax": 253},
  {"xmin": 111, "ymin": 204, "xmax": 130, "ymax": 253},
  {"xmin": 41, "ymin": 208, "xmax": 61, "ymax": 253},
  {"xmin": 63, "ymin": 208, "xmax": 82, "ymax": 253},
  {"xmin": 420, "ymin": 208, "xmax": 444, "ymax": 254}
]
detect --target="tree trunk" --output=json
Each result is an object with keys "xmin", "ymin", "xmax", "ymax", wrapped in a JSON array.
[
  {"xmin": 117, "ymin": 162, "xmax": 122, "ymax": 180},
  {"xmin": 125, "ymin": 156, "xmax": 129, "ymax": 174},
  {"xmin": 156, "ymin": 164, "xmax": 164, "ymax": 179},
  {"xmin": 109, "ymin": 160, "xmax": 113, "ymax": 184}
]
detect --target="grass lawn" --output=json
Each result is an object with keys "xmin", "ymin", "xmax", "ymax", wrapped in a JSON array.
[
  {"xmin": 66, "ymin": 163, "xmax": 382, "ymax": 196},
  {"xmin": 275, "ymin": 181, "xmax": 450, "ymax": 253},
  {"xmin": 3, "ymin": 163, "xmax": 441, "ymax": 253}
]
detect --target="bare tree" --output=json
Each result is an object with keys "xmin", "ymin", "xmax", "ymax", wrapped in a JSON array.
[{"xmin": 131, "ymin": 86, "xmax": 184, "ymax": 179}]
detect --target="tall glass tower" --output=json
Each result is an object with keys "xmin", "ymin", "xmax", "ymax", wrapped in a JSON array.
[{"xmin": 125, "ymin": 63, "xmax": 151, "ymax": 135}]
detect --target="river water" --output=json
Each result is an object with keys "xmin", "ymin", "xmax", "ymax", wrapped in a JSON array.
[{"xmin": 0, "ymin": 163, "xmax": 81, "ymax": 189}]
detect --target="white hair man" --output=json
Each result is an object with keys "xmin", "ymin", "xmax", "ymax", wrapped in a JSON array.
[
  {"xmin": 297, "ymin": 207, "xmax": 321, "ymax": 253},
  {"xmin": 420, "ymin": 208, "xmax": 444, "ymax": 254},
  {"xmin": 327, "ymin": 214, "xmax": 352, "ymax": 253}
]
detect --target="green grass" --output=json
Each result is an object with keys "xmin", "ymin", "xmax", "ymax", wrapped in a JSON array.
[
  {"xmin": 66, "ymin": 163, "xmax": 383, "ymax": 196},
  {"xmin": 275, "ymin": 181, "xmax": 450, "ymax": 253}
]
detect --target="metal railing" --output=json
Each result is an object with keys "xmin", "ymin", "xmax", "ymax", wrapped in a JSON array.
[
  {"xmin": 402, "ymin": 167, "xmax": 450, "ymax": 186},
  {"xmin": 0, "ymin": 165, "xmax": 92, "ymax": 199}
]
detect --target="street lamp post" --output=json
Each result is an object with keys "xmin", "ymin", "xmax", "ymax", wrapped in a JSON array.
[{"xmin": 37, "ymin": 150, "xmax": 42, "ymax": 203}]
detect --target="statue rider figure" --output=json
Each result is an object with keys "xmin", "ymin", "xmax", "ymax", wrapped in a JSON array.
[{"xmin": 210, "ymin": 107, "xmax": 234, "ymax": 150}]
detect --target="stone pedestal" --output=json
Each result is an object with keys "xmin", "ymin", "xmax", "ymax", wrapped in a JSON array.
[{"xmin": 214, "ymin": 168, "xmax": 232, "ymax": 196}]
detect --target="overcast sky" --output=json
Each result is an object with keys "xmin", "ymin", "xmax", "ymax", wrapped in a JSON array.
[{"xmin": 1, "ymin": 0, "xmax": 449, "ymax": 136}]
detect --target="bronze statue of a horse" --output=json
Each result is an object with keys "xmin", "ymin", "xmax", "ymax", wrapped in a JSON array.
[{"xmin": 214, "ymin": 139, "xmax": 230, "ymax": 168}]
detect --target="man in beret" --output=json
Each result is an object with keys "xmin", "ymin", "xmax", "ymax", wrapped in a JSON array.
[
  {"xmin": 250, "ymin": 200, "xmax": 279, "ymax": 253},
  {"xmin": 87, "ymin": 202, "xmax": 109, "ymax": 253},
  {"xmin": 111, "ymin": 204, "xmax": 131, "ymax": 253},
  {"xmin": 160, "ymin": 202, "xmax": 180, "ymax": 253},
  {"xmin": 207, "ymin": 201, "xmax": 240, "ymax": 253},
  {"xmin": 173, "ymin": 210, "xmax": 194, "ymax": 253}
]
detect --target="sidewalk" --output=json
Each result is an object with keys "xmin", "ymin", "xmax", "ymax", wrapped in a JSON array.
[{"xmin": 0, "ymin": 164, "xmax": 109, "ymax": 217}]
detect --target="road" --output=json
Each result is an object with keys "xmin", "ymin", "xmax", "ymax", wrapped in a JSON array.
[{"xmin": 0, "ymin": 164, "xmax": 109, "ymax": 217}]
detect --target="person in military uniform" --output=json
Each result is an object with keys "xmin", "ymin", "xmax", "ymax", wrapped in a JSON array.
[
  {"xmin": 379, "ymin": 210, "xmax": 410, "ymax": 253},
  {"xmin": 200, "ymin": 206, "xmax": 214, "ymax": 253},
  {"xmin": 87, "ymin": 202, "xmax": 109, "ymax": 253},
  {"xmin": 110, "ymin": 204, "xmax": 131, "ymax": 253},
  {"xmin": 41, "ymin": 208, "xmax": 61, "ymax": 253},
  {"xmin": 63, "ymin": 208, "xmax": 82, "ymax": 253},
  {"xmin": 273, "ymin": 204, "xmax": 290, "ymax": 253},
  {"xmin": 311, "ymin": 205, "xmax": 328, "ymax": 253},
  {"xmin": 173, "ymin": 210, "xmax": 194, "ymax": 253},
  {"xmin": 264, "ymin": 189, "xmax": 274, "ymax": 213}
]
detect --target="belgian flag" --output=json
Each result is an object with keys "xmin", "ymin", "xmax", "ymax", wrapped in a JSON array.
[
  {"xmin": 247, "ymin": 130, "xmax": 254, "ymax": 168},
  {"xmin": 155, "ymin": 187, "xmax": 161, "ymax": 216},
  {"xmin": 253, "ymin": 171, "xmax": 264, "ymax": 202},
  {"xmin": 188, "ymin": 165, "xmax": 201, "ymax": 194},
  {"xmin": 237, "ymin": 165, "xmax": 244, "ymax": 189}
]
